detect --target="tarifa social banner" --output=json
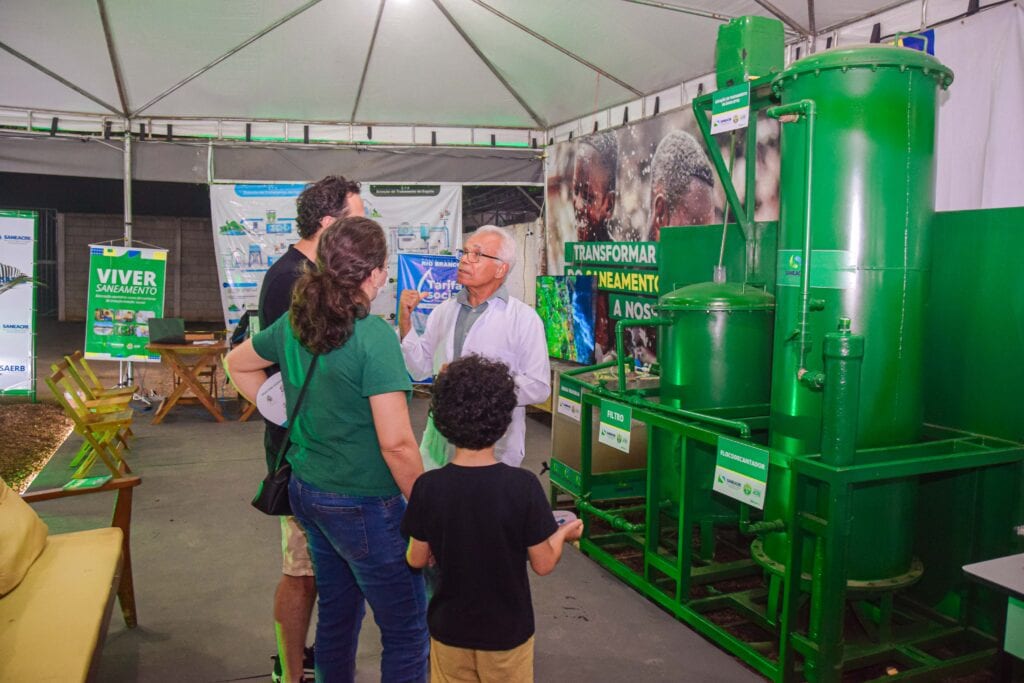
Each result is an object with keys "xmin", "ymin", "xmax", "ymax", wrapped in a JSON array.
[
  {"xmin": 395, "ymin": 253, "xmax": 461, "ymax": 335},
  {"xmin": 85, "ymin": 245, "xmax": 168, "ymax": 361},
  {"xmin": 0, "ymin": 210, "xmax": 38, "ymax": 396},
  {"xmin": 210, "ymin": 183, "xmax": 462, "ymax": 331}
]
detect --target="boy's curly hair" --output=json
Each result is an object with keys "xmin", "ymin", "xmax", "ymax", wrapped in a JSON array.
[{"xmin": 430, "ymin": 355, "xmax": 517, "ymax": 451}]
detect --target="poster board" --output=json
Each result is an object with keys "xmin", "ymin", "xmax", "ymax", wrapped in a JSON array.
[
  {"xmin": 84, "ymin": 245, "xmax": 168, "ymax": 361},
  {"xmin": 210, "ymin": 183, "xmax": 462, "ymax": 330}
]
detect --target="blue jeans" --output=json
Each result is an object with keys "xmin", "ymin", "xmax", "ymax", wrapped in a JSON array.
[{"xmin": 289, "ymin": 476, "xmax": 428, "ymax": 683}]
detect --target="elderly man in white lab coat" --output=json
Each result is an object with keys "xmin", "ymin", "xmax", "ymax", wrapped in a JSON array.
[{"xmin": 399, "ymin": 225, "xmax": 550, "ymax": 469}]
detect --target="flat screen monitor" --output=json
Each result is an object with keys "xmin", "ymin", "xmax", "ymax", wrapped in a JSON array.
[{"xmin": 535, "ymin": 275, "xmax": 597, "ymax": 365}]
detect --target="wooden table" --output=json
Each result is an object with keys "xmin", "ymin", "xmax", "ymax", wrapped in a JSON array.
[{"xmin": 146, "ymin": 340, "xmax": 229, "ymax": 424}]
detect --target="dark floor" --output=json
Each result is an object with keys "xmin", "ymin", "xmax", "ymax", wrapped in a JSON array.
[{"xmin": 25, "ymin": 318, "xmax": 764, "ymax": 682}]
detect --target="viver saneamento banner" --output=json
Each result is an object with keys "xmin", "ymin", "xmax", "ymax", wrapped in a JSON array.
[
  {"xmin": 210, "ymin": 183, "xmax": 462, "ymax": 331},
  {"xmin": 395, "ymin": 253, "xmax": 462, "ymax": 336},
  {"xmin": 0, "ymin": 210, "xmax": 38, "ymax": 396},
  {"xmin": 85, "ymin": 245, "xmax": 168, "ymax": 362}
]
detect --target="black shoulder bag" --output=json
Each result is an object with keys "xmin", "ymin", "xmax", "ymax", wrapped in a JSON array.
[{"xmin": 251, "ymin": 354, "xmax": 320, "ymax": 516}]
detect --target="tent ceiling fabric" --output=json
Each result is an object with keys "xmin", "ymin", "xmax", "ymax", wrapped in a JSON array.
[{"xmin": 1, "ymin": 0, "xmax": 919, "ymax": 130}]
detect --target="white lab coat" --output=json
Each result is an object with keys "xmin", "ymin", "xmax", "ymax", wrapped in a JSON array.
[{"xmin": 401, "ymin": 294, "xmax": 550, "ymax": 468}]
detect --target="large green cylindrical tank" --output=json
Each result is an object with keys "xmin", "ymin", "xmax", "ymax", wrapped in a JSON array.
[
  {"xmin": 656, "ymin": 281, "xmax": 774, "ymax": 515},
  {"xmin": 761, "ymin": 46, "xmax": 953, "ymax": 581}
]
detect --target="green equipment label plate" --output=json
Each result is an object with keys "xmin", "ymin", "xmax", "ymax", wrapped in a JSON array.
[
  {"xmin": 557, "ymin": 382, "xmax": 582, "ymax": 422},
  {"xmin": 598, "ymin": 400, "xmax": 632, "ymax": 453},
  {"xmin": 711, "ymin": 83, "xmax": 751, "ymax": 133},
  {"xmin": 713, "ymin": 436, "xmax": 769, "ymax": 509},
  {"xmin": 776, "ymin": 249, "xmax": 857, "ymax": 289}
]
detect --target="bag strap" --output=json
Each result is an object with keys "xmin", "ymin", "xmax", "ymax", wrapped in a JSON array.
[{"xmin": 271, "ymin": 353, "xmax": 320, "ymax": 471}]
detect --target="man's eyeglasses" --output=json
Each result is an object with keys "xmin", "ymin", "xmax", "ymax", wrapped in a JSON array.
[{"xmin": 456, "ymin": 248, "xmax": 503, "ymax": 264}]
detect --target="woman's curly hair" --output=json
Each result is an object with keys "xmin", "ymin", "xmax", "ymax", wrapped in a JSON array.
[
  {"xmin": 290, "ymin": 216, "xmax": 386, "ymax": 354},
  {"xmin": 430, "ymin": 355, "xmax": 517, "ymax": 451}
]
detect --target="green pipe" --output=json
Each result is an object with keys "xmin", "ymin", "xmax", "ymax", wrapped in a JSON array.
[
  {"xmin": 614, "ymin": 317, "xmax": 671, "ymax": 390},
  {"xmin": 577, "ymin": 498, "xmax": 645, "ymax": 533},
  {"xmin": 590, "ymin": 383, "xmax": 753, "ymax": 439},
  {"xmin": 560, "ymin": 358, "xmax": 619, "ymax": 391},
  {"xmin": 766, "ymin": 99, "xmax": 819, "ymax": 389},
  {"xmin": 742, "ymin": 518, "xmax": 786, "ymax": 535},
  {"xmin": 693, "ymin": 96, "xmax": 752, "ymax": 236}
]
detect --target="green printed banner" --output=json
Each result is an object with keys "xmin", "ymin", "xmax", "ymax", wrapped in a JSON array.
[
  {"xmin": 85, "ymin": 245, "xmax": 168, "ymax": 361},
  {"xmin": 711, "ymin": 82, "xmax": 751, "ymax": 133},
  {"xmin": 713, "ymin": 436, "xmax": 769, "ymax": 509},
  {"xmin": 564, "ymin": 266, "xmax": 659, "ymax": 296},
  {"xmin": 557, "ymin": 380, "xmax": 582, "ymax": 422},
  {"xmin": 565, "ymin": 241, "xmax": 659, "ymax": 267},
  {"xmin": 609, "ymin": 293, "xmax": 658, "ymax": 321},
  {"xmin": 598, "ymin": 400, "xmax": 632, "ymax": 453}
]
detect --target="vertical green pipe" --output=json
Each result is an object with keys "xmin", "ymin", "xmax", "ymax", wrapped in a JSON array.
[{"xmin": 819, "ymin": 318, "xmax": 863, "ymax": 467}]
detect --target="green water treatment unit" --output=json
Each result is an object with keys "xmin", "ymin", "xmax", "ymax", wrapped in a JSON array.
[{"xmin": 556, "ymin": 38, "xmax": 1024, "ymax": 683}]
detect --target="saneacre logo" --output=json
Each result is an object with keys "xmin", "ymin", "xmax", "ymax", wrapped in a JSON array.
[
  {"xmin": 2, "ymin": 234, "xmax": 32, "ymax": 242},
  {"xmin": 2, "ymin": 324, "xmax": 30, "ymax": 332}
]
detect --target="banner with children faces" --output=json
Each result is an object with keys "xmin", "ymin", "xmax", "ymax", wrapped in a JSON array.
[
  {"xmin": 210, "ymin": 183, "xmax": 462, "ymax": 331},
  {"xmin": 84, "ymin": 245, "xmax": 168, "ymax": 362},
  {"xmin": 544, "ymin": 104, "xmax": 780, "ymax": 362},
  {"xmin": 0, "ymin": 210, "xmax": 37, "ymax": 396}
]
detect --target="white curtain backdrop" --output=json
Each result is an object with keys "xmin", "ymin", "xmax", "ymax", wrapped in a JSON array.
[{"xmin": 935, "ymin": 3, "xmax": 1024, "ymax": 211}]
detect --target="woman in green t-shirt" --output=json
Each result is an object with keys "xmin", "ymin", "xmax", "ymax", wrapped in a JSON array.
[{"xmin": 228, "ymin": 217, "xmax": 428, "ymax": 682}]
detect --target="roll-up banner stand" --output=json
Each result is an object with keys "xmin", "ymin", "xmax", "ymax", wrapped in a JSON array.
[
  {"xmin": 85, "ymin": 245, "xmax": 169, "ymax": 362},
  {"xmin": 0, "ymin": 210, "xmax": 38, "ymax": 398}
]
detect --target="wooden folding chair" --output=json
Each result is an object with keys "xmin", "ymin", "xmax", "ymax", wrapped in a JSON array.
[
  {"xmin": 46, "ymin": 367, "xmax": 133, "ymax": 479},
  {"xmin": 65, "ymin": 350, "xmax": 137, "ymax": 398},
  {"xmin": 52, "ymin": 359, "xmax": 134, "ymax": 469}
]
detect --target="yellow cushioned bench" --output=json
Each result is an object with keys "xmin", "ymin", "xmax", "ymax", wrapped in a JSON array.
[
  {"xmin": 0, "ymin": 475, "xmax": 141, "ymax": 682},
  {"xmin": 0, "ymin": 528, "xmax": 123, "ymax": 682}
]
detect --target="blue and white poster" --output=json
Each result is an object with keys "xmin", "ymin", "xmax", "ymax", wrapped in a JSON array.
[
  {"xmin": 210, "ymin": 183, "xmax": 462, "ymax": 331},
  {"xmin": 0, "ymin": 210, "xmax": 37, "ymax": 397},
  {"xmin": 395, "ymin": 253, "xmax": 461, "ymax": 335}
]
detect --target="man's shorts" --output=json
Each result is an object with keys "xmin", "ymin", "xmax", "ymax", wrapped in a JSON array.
[
  {"xmin": 430, "ymin": 636, "xmax": 534, "ymax": 682},
  {"xmin": 280, "ymin": 515, "xmax": 313, "ymax": 577}
]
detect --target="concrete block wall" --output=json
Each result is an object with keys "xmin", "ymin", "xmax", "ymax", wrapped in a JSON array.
[{"xmin": 60, "ymin": 213, "xmax": 223, "ymax": 322}]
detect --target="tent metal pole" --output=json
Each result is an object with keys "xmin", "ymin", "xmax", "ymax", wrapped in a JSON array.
[
  {"xmin": 0, "ymin": 41, "xmax": 121, "ymax": 115},
  {"xmin": 97, "ymin": 0, "xmax": 130, "ymax": 116},
  {"xmin": 131, "ymin": 0, "xmax": 324, "ymax": 117},
  {"xmin": 470, "ymin": 0, "xmax": 644, "ymax": 97},
  {"xmin": 123, "ymin": 122, "xmax": 134, "ymax": 387},
  {"xmin": 752, "ymin": 0, "xmax": 812, "ymax": 37},
  {"xmin": 431, "ymin": 0, "xmax": 547, "ymax": 128}
]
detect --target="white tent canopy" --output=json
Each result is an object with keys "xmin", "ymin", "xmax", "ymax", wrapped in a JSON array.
[
  {"xmin": 0, "ymin": 0, "xmax": 963, "ymax": 134},
  {"xmin": 1, "ymin": 0, "xmax": 1020, "ymax": 202}
]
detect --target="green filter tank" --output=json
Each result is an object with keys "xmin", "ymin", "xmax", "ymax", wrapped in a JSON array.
[
  {"xmin": 655, "ymin": 281, "xmax": 774, "ymax": 514},
  {"xmin": 762, "ymin": 46, "xmax": 953, "ymax": 581}
]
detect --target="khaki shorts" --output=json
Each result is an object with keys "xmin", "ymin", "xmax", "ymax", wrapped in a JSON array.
[
  {"xmin": 280, "ymin": 515, "xmax": 313, "ymax": 577},
  {"xmin": 430, "ymin": 635, "xmax": 534, "ymax": 683}
]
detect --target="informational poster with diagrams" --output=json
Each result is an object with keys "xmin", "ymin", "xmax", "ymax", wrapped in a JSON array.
[{"xmin": 210, "ymin": 183, "xmax": 461, "ymax": 330}]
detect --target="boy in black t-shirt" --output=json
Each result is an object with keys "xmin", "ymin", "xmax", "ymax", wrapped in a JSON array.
[{"xmin": 402, "ymin": 355, "xmax": 583, "ymax": 682}]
